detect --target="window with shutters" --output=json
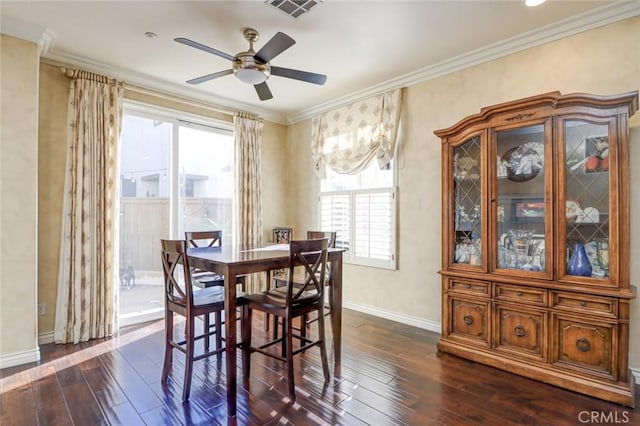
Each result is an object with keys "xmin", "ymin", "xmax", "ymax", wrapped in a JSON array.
[{"xmin": 319, "ymin": 159, "xmax": 397, "ymax": 269}]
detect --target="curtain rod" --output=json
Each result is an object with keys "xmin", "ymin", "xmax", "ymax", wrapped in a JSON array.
[
  {"xmin": 60, "ymin": 67, "xmax": 123, "ymax": 86},
  {"xmin": 125, "ymin": 84, "xmax": 234, "ymax": 119},
  {"xmin": 47, "ymin": 59, "xmax": 250, "ymax": 120}
]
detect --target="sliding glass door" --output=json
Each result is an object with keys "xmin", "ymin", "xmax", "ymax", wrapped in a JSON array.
[{"xmin": 118, "ymin": 104, "xmax": 234, "ymax": 325}]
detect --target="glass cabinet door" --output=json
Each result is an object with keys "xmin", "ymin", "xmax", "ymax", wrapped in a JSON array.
[
  {"xmin": 560, "ymin": 119, "xmax": 613, "ymax": 284},
  {"xmin": 452, "ymin": 135, "xmax": 483, "ymax": 268},
  {"xmin": 495, "ymin": 123, "xmax": 550, "ymax": 276}
]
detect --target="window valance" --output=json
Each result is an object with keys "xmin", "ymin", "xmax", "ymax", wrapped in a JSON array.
[{"xmin": 311, "ymin": 88, "xmax": 402, "ymax": 178}]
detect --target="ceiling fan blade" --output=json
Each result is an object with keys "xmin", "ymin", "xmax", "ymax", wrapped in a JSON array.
[
  {"xmin": 254, "ymin": 32, "xmax": 295, "ymax": 63},
  {"xmin": 186, "ymin": 69, "xmax": 233, "ymax": 85},
  {"xmin": 174, "ymin": 37, "xmax": 236, "ymax": 62},
  {"xmin": 271, "ymin": 66, "xmax": 327, "ymax": 85},
  {"xmin": 254, "ymin": 82, "xmax": 273, "ymax": 101}
]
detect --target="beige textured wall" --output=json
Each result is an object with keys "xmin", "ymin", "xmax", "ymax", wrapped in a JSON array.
[
  {"xmin": 37, "ymin": 63, "xmax": 69, "ymax": 334},
  {"xmin": 286, "ymin": 119, "xmax": 319, "ymax": 239},
  {"xmin": 35, "ymin": 63, "xmax": 288, "ymax": 335},
  {"xmin": 261, "ymin": 120, "xmax": 289, "ymax": 242},
  {"xmin": 0, "ymin": 35, "xmax": 39, "ymax": 358},
  {"xmin": 287, "ymin": 17, "xmax": 640, "ymax": 369}
]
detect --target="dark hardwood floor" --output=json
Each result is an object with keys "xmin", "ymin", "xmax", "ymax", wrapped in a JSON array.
[{"xmin": 1, "ymin": 309, "xmax": 638, "ymax": 425}]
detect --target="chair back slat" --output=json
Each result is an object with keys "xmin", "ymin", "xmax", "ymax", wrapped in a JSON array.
[
  {"xmin": 273, "ymin": 227, "xmax": 293, "ymax": 244},
  {"xmin": 185, "ymin": 230, "xmax": 222, "ymax": 248},
  {"xmin": 307, "ymin": 231, "xmax": 336, "ymax": 279},
  {"xmin": 161, "ymin": 239, "xmax": 194, "ymax": 306},
  {"xmin": 286, "ymin": 239, "xmax": 329, "ymax": 304},
  {"xmin": 306, "ymin": 231, "xmax": 337, "ymax": 248}
]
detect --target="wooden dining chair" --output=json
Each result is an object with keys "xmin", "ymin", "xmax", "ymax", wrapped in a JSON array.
[
  {"xmin": 184, "ymin": 230, "xmax": 246, "ymax": 291},
  {"xmin": 302, "ymin": 231, "xmax": 336, "ymax": 328},
  {"xmin": 185, "ymin": 230, "xmax": 246, "ymax": 352},
  {"xmin": 265, "ymin": 226, "xmax": 294, "ymax": 331},
  {"xmin": 240, "ymin": 238, "xmax": 331, "ymax": 402},
  {"xmin": 160, "ymin": 239, "xmax": 230, "ymax": 402},
  {"xmin": 273, "ymin": 226, "xmax": 293, "ymax": 244},
  {"xmin": 272, "ymin": 231, "xmax": 337, "ymax": 339}
]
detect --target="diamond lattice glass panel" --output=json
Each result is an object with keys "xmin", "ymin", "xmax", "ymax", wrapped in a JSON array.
[
  {"xmin": 496, "ymin": 124, "xmax": 546, "ymax": 272},
  {"xmin": 453, "ymin": 137, "xmax": 482, "ymax": 265},
  {"xmin": 565, "ymin": 121, "xmax": 610, "ymax": 279}
]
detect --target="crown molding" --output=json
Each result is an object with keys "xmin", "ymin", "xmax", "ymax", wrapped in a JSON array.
[
  {"xmin": 44, "ymin": 50, "xmax": 287, "ymax": 124},
  {"xmin": 1, "ymin": 14, "xmax": 56, "ymax": 56},
  {"xmin": 286, "ymin": 0, "xmax": 640, "ymax": 124},
  {"xmin": 5, "ymin": 1, "xmax": 639, "ymax": 126}
]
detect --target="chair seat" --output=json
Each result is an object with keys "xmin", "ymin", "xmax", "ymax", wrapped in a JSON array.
[
  {"xmin": 192, "ymin": 271, "xmax": 225, "ymax": 288},
  {"xmin": 241, "ymin": 287, "xmax": 320, "ymax": 313},
  {"xmin": 193, "ymin": 286, "xmax": 225, "ymax": 306}
]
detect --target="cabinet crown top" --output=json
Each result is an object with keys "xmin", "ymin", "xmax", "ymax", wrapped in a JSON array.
[{"xmin": 434, "ymin": 91, "xmax": 638, "ymax": 139}]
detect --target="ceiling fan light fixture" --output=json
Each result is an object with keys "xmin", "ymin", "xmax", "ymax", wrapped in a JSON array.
[
  {"xmin": 176, "ymin": 27, "xmax": 325, "ymax": 100},
  {"xmin": 233, "ymin": 52, "xmax": 271, "ymax": 84},
  {"xmin": 235, "ymin": 68, "xmax": 268, "ymax": 85}
]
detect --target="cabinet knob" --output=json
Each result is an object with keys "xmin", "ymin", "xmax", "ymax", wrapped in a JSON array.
[
  {"xmin": 580, "ymin": 301, "xmax": 587, "ymax": 307},
  {"xmin": 517, "ymin": 291, "xmax": 523, "ymax": 297},
  {"xmin": 463, "ymin": 314, "xmax": 474, "ymax": 326},
  {"xmin": 576, "ymin": 337, "xmax": 591, "ymax": 352},
  {"xmin": 465, "ymin": 284, "xmax": 471, "ymax": 289},
  {"xmin": 514, "ymin": 325, "xmax": 526, "ymax": 337}
]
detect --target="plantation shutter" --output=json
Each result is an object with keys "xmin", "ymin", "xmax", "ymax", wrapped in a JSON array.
[
  {"xmin": 320, "ymin": 188, "xmax": 396, "ymax": 269},
  {"xmin": 319, "ymin": 193, "xmax": 351, "ymax": 252},
  {"xmin": 354, "ymin": 188, "xmax": 396, "ymax": 267}
]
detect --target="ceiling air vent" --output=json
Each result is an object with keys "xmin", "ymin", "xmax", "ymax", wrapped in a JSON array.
[{"xmin": 265, "ymin": 0, "xmax": 322, "ymax": 18}]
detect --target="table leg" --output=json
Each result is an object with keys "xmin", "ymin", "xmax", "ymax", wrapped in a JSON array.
[
  {"xmin": 224, "ymin": 266, "xmax": 237, "ymax": 418},
  {"xmin": 264, "ymin": 270, "xmax": 272, "ymax": 332},
  {"xmin": 330, "ymin": 255, "xmax": 342, "ymax": 368}
]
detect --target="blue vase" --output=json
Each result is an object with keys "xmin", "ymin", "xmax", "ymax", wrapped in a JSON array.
[{"xmin": 567, "ymin": 243, "xmax": 592, "ymax": 277}]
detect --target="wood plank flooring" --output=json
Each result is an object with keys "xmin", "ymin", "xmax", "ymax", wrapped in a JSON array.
[{"xmin": 1, "ymin": 309, "xmax": 638, "ymax": 425}]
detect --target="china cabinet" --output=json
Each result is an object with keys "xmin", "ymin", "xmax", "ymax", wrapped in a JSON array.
[{"xmin": 434, "ymin": 91, "xmax": 638, "ymax": 406}]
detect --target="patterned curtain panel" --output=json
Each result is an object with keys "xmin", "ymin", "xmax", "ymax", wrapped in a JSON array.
[
  {"xmin": 233, "ymin": 112, "xmax": 264, "ymax": 293},
  {"xmin": 311, "ymin": 88, "xmax": 403, "ymax": 178},
  {"xmin": 54, "ymin": 70, "xmax": 124, "ymax": 344}
]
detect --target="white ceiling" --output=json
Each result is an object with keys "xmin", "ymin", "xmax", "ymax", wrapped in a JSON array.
[{"xmin": 2, "ymin": 1, "xmax": 639, "ymax": 123}]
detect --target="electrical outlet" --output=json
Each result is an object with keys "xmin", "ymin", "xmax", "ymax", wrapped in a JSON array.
[{"xmin": 38, "ymin": 303, "xmax": 46, "ymax": 316}]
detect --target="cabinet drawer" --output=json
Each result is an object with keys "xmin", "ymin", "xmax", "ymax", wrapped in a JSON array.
[
  {"xmin": 552, "ymin": 292, "xmax": 617, "ymax": 318},
  {"xmin": 494, "ymin": 304, "xmax": 547, "ymax": 361},
  {"xmin": 447, "ymin": 297, "xmax": 490, "ymax": 347},
  {"xmin": 495, "ymin": 284, "xmax": 547, "ymax": 306},
  {"xmin": 448, "ymin": 278, "xmax": 490, "ymax": 297},
  {"xmin": 552, "ymin": 314, "xmax": 616, "ymax": 380}
]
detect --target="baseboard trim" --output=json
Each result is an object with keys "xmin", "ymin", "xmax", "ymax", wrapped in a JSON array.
[
  {"xmin": 38, "ymin": 331, "xmax": 55, "ymax": 345},
  {"xmin": 343, "ymin": 301, "xmax": 441, "ymax": 334},
  {"xmin": 0, "ymin": 347, "xmax": 41, "ymax": 369},
  {"xmin": 631, "ymin": 368, "xmax": 640, "ymax": 383}
]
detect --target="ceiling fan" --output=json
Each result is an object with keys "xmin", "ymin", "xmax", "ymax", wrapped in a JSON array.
[{"xmin": 175, "ymin": 28, "xmax": 327, "ymax": 101}]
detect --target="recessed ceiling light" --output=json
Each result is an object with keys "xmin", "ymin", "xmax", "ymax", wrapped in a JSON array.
[
  {"xmin": 525, "ymin": 0, "xmax": 546, "ymax": 6},
  {"xmin": 145, "ymin": 32, "xmax": 158, "ymax": 39}
]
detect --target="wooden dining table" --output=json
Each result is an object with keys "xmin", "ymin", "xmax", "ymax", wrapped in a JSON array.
[{"xmin": 187, "ymin": 243, "xmax": 344, "ymax": 419}]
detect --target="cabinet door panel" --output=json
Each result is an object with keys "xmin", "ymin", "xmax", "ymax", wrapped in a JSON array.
[
  {"xmin": 557, "ymin": 117, "xmax": 618, "ymax": 286},
  {"xmin": 449, "ymin": 297, "xmax": 490, "ymax": 346},
  {"xmin": 447, "ymin": 131, "xmax": 487, "ymax": 272},
  {"xmin": 495, "ymin": 305, "xmax": 547, "ymax": 361},
  {"xmin": 552, "ymin": 315, "xmax": 616, "ymax": 379},
  {"xmin": 493, "ymin": 121, "xmax": 553, "ymax": 280}
]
